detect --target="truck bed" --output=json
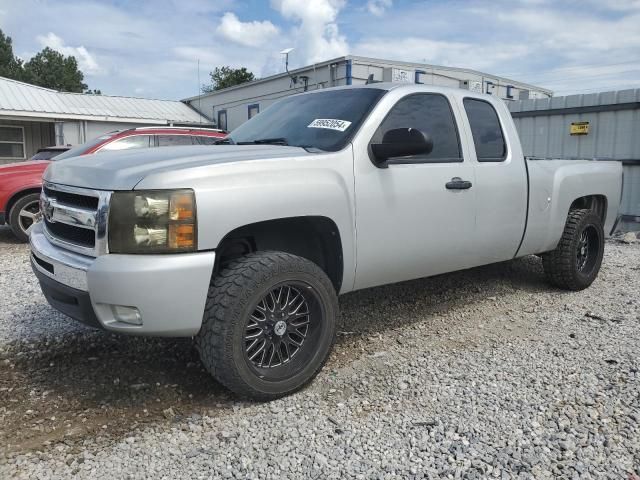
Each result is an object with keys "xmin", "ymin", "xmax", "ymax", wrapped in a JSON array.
[{"xmin": 517, "ymin": 158, "xmax": 622, "ymax": 257}]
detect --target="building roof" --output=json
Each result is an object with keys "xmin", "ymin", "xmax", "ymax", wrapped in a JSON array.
[
  {"xmin": 0, "ymin": 76, "xmax": 211, "ymax": 125},
  {"xmin": 182, "ymin": 55, "xmax": 553, "ymax": 101},
  {"xmin": 508, "ymin": 87, "xmax": 640, "ymax": 113}
]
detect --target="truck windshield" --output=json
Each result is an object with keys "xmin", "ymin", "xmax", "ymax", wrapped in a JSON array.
[{"xmin": 227, "ymin": 88, "xmax": 387, "ymax": 152}]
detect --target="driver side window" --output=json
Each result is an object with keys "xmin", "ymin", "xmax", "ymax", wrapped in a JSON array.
[{"xmin": 373, "ymin": 94, "xmax": 462, "ymax": 163}]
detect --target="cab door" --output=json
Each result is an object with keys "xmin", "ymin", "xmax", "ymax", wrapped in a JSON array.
[
  {"xmin": 461, "ymin": 97, "xmax": 527, "ymax": 262},
  {"xmin": 352, "ymin": 92, "xmax": 477, "ymax": 290}
]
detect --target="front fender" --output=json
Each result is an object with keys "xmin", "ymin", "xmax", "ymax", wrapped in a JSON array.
[{"xmin": 135, "ymin": 149, "xmax": 357, "ymax": 292}]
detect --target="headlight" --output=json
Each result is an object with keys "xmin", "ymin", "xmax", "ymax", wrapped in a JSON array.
[{"xmin": 108, "ymin": 190, "xmax": 197, "ymax": 253}]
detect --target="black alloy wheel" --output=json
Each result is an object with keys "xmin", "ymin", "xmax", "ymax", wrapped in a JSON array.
[
  {"xmin": 542, "ymin": 208, "xmax": 605, "ymax": 291},
  {"xmin": 244, "ymin": 283, "xmax": 318, "ymax": 372},
  {"xmin": 197, "ymin": 251, "xmax": 338, "ymax": 399},
  {"xmin": 576, "ymin": 225, "xmax": 599, "ymax": 275}
]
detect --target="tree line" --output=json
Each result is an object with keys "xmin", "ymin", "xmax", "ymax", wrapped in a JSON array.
[
  {"xmin": 0, "ymin": 29, "xmax": 99, "ymax": 94},
  {"xmin": 1, "ymin": 27, "xmax": 256, "ymax": 96}
]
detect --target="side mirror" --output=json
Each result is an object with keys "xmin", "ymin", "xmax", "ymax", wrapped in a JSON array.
[{"xmin": 370, "ymin": 128, "xmax": 434, "ymax": 165}]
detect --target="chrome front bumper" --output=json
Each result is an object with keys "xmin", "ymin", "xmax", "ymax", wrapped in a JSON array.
[
  {"xmin": 30, "ymin": 222, "xmax": 216, "ymax": 337},
  {"xmin": 31, "ymin": 222, "xmax": 92, "ymax": 291}
]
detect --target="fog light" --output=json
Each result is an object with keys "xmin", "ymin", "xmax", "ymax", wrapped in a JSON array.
[{"xmin": 111, "ymin": 305, "xmax": 142, "ymax": 325}]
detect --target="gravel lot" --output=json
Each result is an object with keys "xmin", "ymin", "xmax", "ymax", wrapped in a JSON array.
[{"xmin": 1, "ymin": 224, "xmax": 639, "ymax": 479}]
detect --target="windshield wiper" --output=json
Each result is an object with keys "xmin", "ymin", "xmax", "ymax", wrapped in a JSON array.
[
  {"xmin": 219, "ymin": 137, "xmax": 322, "ymax": 151},
  {"xmin": 214, "ymin": 137, "xmax": 235, "ymax": 145},
  {"xmin": 237, "ymin": 137, "xmax": 289, "ymax": 146}
]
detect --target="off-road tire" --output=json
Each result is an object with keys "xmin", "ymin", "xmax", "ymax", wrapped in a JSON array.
[
  {"xmin": 542, "ymin": 209, "xmax": 604, "ymax": 291},
  {"xmin": 196, "ymin": 251, "xmax": 338, "ymax": 400},
  {"xmin": 8, "ymin": 192, "xmax": 41, "ymax": 243}
]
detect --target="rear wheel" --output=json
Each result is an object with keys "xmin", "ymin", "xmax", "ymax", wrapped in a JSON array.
[
  {"xmin": 196, "ymin": 251, "xmax": 338, "ymax": 400},
  {"xmin": 542, "ymin": 209, "xmax": 604, "ymax": 291},
  {"xmin": 8, "ymin": 193, "xmax": 41, "ymax": 243}
]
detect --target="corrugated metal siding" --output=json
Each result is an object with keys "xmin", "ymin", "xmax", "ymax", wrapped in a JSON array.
[
  {"xmin": 26, "ymin": 121, "xmax": 55, "ymax": 158},
  {"xmin": 621, "ymin": 165, "xmax": 640, "ymax": 219},
  {"xmin": 0, "ymin": 76, "xmax": 209, "ymax": 124},
  {"xmin": 510, "ymin": 89, "xmax": 640, "ymax": 160},
  {"xmin": 509, "ymin": 89, "xmax": 640, "ymax": 229}
]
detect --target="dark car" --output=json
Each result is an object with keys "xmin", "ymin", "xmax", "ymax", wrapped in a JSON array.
[{"xmin": 30, "ymin": 146, "xmax": 72, "ymax": 160}]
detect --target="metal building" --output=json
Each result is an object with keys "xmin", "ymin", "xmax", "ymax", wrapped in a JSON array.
[
  {"xmin": 509, "ymin": 89, "xmax": 640, "ymax": 231},
  {"xmin": 0, "ymin": 76, "xmax": 212, "ymax": 164},
  {"xmin": 184, "ymin": 55, "xmax": 552, "ymax": 132}
]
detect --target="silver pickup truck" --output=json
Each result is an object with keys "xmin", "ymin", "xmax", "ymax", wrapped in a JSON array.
[{"xmin": 30, "ymin": 84, "xmax": 622, "ymax": 399}]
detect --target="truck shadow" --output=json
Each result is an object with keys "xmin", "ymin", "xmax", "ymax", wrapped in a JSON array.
[
  {"xmin": 1, "ymin": 255, "xmax": 548, "ymax": 453},
  {"xmin": 0, "ymin": 225, "xmax": 23, "ymax": 244},
  {"xmin": 338, "ymin": 254, "xmax": 547, "ymax": 337}
]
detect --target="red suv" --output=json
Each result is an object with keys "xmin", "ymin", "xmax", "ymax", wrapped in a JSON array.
[{"xmin": 0, "ymin": 127, "xmax": 226, "ymax": 242}]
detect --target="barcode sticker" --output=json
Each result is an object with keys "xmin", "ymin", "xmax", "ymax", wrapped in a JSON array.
[{"xmin": 307, "ymin": 118, "xmax": 352, "ymax": 132}]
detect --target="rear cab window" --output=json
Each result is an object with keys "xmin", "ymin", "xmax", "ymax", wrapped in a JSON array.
[{"xmin": 463, "ymin": 98, "xmax": 507, "ymax": 162}]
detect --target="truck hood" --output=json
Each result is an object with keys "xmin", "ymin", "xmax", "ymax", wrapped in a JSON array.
[
  {"xmin": 43, "ymin": 145, "xmax": 312, "ymax": 190},
  {"xmin": 0, "ymin": 160, "xmax": 49, "ymax": 177}
]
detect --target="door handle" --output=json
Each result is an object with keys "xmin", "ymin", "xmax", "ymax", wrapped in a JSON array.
[{"xmin": 445, "ymin": 177, "xmax": 472, "ymax": 190}]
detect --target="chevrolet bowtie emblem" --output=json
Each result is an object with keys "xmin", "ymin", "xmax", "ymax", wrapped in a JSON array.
[{"xmin": 42, "ymin": 198, "xmax": 55, "ymax": 223}]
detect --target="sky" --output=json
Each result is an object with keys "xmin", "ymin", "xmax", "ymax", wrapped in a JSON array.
[{"xmin": 1, "ymin": 0, "xmax": 639, "ymax": 100}]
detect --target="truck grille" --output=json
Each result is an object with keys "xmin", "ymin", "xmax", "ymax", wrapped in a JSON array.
[
  {"xmin": 40, "ymin": 182, "xmax": 111, "ymax": 257},
  {"xmin": 43, "ymin": 185, "xmax": 99, "ymax": 210},
  {"xmin": 44, "ymin": 219, "xmax": 96, "ymax": 248}
]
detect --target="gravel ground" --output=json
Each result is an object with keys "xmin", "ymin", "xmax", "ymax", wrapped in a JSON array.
[{"xmin": 1, "ymin": 224, "xmax": 639, "ymax": 479}]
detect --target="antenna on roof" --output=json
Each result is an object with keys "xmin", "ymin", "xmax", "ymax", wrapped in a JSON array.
[
  {"xmin": 280, "ymin": 48, "xmax": 297, "ymax": 88},
  {"xmin": 197, "ymin": 59, "xmax": 202, "ymax": 125}
]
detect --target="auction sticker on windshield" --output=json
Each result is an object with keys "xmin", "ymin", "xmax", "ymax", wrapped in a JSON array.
[{"xmin": 307, "ymin": 119, "xmax": 352, "ymax": 132}]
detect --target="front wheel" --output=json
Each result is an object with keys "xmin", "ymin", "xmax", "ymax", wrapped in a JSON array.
[
  {"xmin": 196, "ymin": 251, "xmax": 338, "ymax": 400},
  {"xmin": 542, "ymin": 209, "xmax": 605, "ymax": 291},
  {"xmin": 8, "ymin": 192, "xmax": 41, "ymax": 243}
]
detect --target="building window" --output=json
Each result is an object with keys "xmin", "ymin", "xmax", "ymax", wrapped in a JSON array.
[
  {"xmin": 248, "ymin": 104, "xmax": 260, "ymax": 119},
  {"xmin": 217, "ymin": 109, "xmax": 228, "ymax": 131},
  {"xmin": 0, "ymin": 125, "xmax": 25, "ymax": 159}
]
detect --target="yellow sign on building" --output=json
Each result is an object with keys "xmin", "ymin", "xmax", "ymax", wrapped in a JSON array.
[{"xmin": 570, "ymin": 121, "xmax": 590, "ymax": 135}]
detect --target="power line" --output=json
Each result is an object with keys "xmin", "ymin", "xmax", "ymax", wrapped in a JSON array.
[
  {"xmin": 553, "ymin": 83, "xmax": 640, "ymax": 95},
  {"xmin": 496, "ymin": 59, "xmax": 640, "ymax": 79},
  {"xmin": 536, "ymin": 68, "xmax": 640, "ymax": 85}
]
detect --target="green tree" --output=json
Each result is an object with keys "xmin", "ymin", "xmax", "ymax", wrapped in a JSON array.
[
  {"xmin": 23, "ymin": 47, "xmax": 87, "ymax": 93},
  {"xmin": 203, "ymin": 66, "xmax": 255, "ymax": 93},
  {"xmin": 0, "ymin": 29, "xmax": 24, "ymax": 80}
]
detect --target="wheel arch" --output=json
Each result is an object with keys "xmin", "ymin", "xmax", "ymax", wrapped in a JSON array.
[
  {"xmin": 568, "ymin": 194, "xmax": 608, "ymax": 224},
  {"xmin": 214, "ymin": 216, "xmax": 344, "ymax": 292},
  {"xmin": 5, "ymin": 187, "xmax": 41, "ymax": 217}
]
